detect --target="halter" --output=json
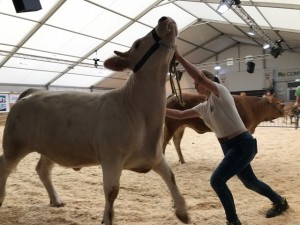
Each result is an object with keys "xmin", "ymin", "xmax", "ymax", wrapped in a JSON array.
[
  {"xmin": 133, "ymin": 28, "xmax": 175, "ymax": 73},
  {"xmin": 169, "ymin": 55, "xmax": 185, "ymax": 107},
  {"xmin": 265, "ymin": 97, "xmax": 285, "ymax": 115}
]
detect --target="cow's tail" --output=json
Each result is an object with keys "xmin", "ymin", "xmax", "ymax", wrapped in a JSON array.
[{"xmin": 17, "ymin": 88, "xmax": 41, "ymax": 101}]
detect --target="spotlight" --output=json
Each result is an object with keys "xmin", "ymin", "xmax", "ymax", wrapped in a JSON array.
[
  {"xmin": 93, "ymin": 58, "xmax": 100, "ymax": 68},
  {"xmin": 93, "ymin": 50, "xmax": 100, "ymax": 68},
  {"xmin": 270, "ymin": 40, "xmax": 283, "ymax": 59},
  {"xmin": 217, "ymin": 0, "xmax": 241, "ymax": 14},
  {"xmin": 12, "ymin": 0, "xmax": 42, "ymax": 13},
  {"xmin": 246, "ymin": 61, "xmax": 255, "ymax": 73},
  {"xmin": 270, "ymin": 48, "xmax": 281, "ymax": 58}
]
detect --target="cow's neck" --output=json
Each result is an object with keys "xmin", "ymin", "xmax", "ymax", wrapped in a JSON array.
[
  {"xmin": 257, "ymin": 97, "xmax": 281, "ymax": 121},
  {"xmin": 125, "ymin": 47, "xmax": 173, "ymax": 99},
  {"xmin": 120, "ymin": 52, "xmax": 172, "ymax": 117}
]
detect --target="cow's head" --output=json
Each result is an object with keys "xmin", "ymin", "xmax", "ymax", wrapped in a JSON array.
[
  {"xmin": 104, "ymin": 17, "xmax": 178, "ymax": 72},
  {"xmin": 265, "ymin": 97, "xmax": 285, "ymax": 117}
]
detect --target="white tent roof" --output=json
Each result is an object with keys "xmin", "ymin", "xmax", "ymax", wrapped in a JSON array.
[{"xmin": 1, "ymin": 0, "xmax": 300, "ymax": 90}]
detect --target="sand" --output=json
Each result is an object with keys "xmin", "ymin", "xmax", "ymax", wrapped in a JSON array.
[{"xmin": 0, "ymin": 124, "xmax": 299, "ymax": 225}]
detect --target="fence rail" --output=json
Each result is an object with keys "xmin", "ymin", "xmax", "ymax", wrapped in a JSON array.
[{"xmin": 258, "ymin": 117, "xmax": 299, "ymax": 129}]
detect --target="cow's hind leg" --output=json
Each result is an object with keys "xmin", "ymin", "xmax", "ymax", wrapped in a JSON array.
[
  {"xmin": 162, "ymin": 125, "xmax": 174, "ymax": 154},
  {"xmin": 36, "ymin": 155, "xmax": 64, "ymax": 207},
  {"xmin": 173, "ymin": 127, "xmax": 186, "ymax": 164},
  {"xmin": 101, "ymin": 161, "xmax": 123, "ymax": 225},
  {"xmin": 153, "ymin": 157, "xmax": 190, "ymax": 223},
  {"xmin": 0, "ymin": 153, "xmax": 27, "ymax": 206}
]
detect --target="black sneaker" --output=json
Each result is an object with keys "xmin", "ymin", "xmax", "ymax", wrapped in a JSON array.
[
  {"xmin": 266, "ymin": 197, "xmax": 289, "ymax": 218},
  {"xmin": 226, "ymin": 219, "xmax": 241, "ymax": 225}
]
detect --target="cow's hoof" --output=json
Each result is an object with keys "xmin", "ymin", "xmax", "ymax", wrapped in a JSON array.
[
  {"xmin": 176, "ymin": 212, "xmax": 190, "ymax": 224},
  {"xmin": 50, "ymin": 201, "xmax": 65, "ymax": 207}
]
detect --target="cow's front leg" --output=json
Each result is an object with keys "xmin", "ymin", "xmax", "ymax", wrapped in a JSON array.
[
  {"xmin": 101, "ymin": 161, "xmax": 123, "ymax": 225},
  {"xmin": 152, "ymin": 156, "xmax": 190, "ymax": 224},
  {"xmin": 36, "ymin": 155, "xmax": 64, "ymax": 207}
]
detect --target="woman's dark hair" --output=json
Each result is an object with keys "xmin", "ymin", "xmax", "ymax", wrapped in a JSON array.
[{"xmin": 214, "ymin": 76, "xmax": 220, "ymax": 83}]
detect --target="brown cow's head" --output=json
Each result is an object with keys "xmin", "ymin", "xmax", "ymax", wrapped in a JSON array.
[{"xmin": 265, "ymin": 97, "xmax": 285, "ymax": 117}]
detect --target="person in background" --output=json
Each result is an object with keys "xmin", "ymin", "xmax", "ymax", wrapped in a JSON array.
[
  {"xmin": 263, "ymin": 89, "xmax": 275, "ymax": 99},
  {"xmin": 294, "ymin": 85, "xmax": 300, "ymax": 110},
  {"xmin": 165, "ymin": 50, "xmax": 289, "ymax": 225},
  {"xmin": 240, "ymin": 92, "xmax": 247, "ymax": 96}
]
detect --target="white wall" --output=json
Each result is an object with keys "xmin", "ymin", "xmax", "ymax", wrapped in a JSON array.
[{"xmin": 176, "ymin": 44, "xmax": 300, "ymax": 101}]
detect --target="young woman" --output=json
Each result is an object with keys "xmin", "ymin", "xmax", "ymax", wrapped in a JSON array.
[{"xmin": 166, "ymin": 50, "xmax": 288, "ymax": 225}]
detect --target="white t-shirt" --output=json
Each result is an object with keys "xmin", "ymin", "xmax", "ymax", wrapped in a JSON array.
[{"xmin": 192, "ymin": 83, "xmax": 246, "ymax": 138}]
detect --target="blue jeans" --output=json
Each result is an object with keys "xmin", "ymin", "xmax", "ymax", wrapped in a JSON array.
[{"xmin": 210, "ymin": 131, "xmax": 282, "ymax": 222}]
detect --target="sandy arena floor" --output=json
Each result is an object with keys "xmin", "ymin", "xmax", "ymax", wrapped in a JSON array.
[{"xmin": 0, "ymin": 124, "xmax": 299, "ymax": 225}]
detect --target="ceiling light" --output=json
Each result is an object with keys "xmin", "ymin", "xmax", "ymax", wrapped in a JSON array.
[
  {"xmin": 217, "ymin": 0, "xmax": 241, "ymax": 14},
  {"xmin": 247, "ymin": 30, "xmax": 255, "ymax": 36},
  {"xmin": 214, "ymin": 65, "xmax": 221, "ymax": 70},
  {"xmin": 263, "ymin": 43, "xmax": 270, "ymax": 49},
  {"xmin": 247, "ymin": 26, "xmax": 255, "ymax": 36}
]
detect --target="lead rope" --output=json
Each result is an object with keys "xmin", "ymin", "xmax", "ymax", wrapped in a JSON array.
[{"xmin": 169, "ymin": 56, "xmax": 185, "ymax": 107}]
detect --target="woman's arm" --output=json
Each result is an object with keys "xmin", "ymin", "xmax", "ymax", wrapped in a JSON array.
[
  {"xmin": 166, "ymin": 108, "xmax": 199, "ymax": 119},
  {"xmin": 175, "ymin": 50, "xmax": 218, "ymax": 96}
]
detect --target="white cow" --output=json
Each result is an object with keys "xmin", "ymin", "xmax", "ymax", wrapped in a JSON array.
[{"xmin": 0, "ymin": 17, "xmax": 189, "ymax": 225}]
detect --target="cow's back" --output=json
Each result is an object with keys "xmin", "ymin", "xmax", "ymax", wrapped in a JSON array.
[{"xmin": 3, "ymin": 89, "xmax": 130, "ymax": 166}]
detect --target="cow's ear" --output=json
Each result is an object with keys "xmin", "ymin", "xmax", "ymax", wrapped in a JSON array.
[
  {"xmin": 265, "ymin": 97, "xmax": 272, "ymax": 103},
  {"xmin": 114, "ymin": 50, "xmax": 129, "ymax": 58},
  {"xmin": 104, "ymin": 56, "xmax": 129, "ymax": 71}
]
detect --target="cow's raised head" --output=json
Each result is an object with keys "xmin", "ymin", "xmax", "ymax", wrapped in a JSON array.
[{"xmin": 104, "ymin": 17, "xmax": 178, "ymax": 73}]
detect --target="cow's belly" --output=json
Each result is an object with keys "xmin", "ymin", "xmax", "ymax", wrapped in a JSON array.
[{"xmin": 37, "ymin": 146, "xmax": 100, "ymax": 168}]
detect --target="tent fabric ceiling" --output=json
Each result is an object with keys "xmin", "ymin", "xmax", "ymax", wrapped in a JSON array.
[{"xmin": 1, "ymin": 0, "xmax": 300, "ymax": 90}]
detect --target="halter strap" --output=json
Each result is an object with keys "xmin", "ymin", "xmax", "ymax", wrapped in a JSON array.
[
  {"xmin": 133, "ymin": 42, "xmax": 160, "ymax": 73},
  {"xmin": 151, "ymin": 28, "xmax": 160, "ymax": 42},
  {"xmin": 133, "ymin": 29, "xmax": 161, "ymax": 73}
]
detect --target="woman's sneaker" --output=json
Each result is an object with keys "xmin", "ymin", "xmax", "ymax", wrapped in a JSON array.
[
  {"xmin": 266, "ymin": 197, "xmax": 289, "ymax": 218},
  {"xmin": 226, "ymin": 219, "xmax": 241, "ymax": 225}
]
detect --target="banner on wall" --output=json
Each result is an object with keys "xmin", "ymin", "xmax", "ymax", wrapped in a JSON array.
[
  {"xmin": 10, "ymin": 94, "xmax": 20, "ymax": 104},
  {"xmin": 0, "ymin": 94, "xmax": 9, "ymax": 112},
  {"xmin": 275, "ymin": 68, "xmax": 300, "ymax": 82}
]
